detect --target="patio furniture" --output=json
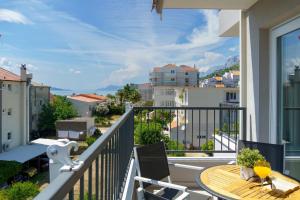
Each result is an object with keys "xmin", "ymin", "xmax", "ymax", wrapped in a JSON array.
[
  {"xmin": 195, "ymin": 165, "xmax": 300, "ymax": 200},
  {"xmin": 238, "ymin": 140, "xmax": 284, "ymax": 173},
  {"xmin": 134, "ymin": 142, "xmax": 205, "ymax": 200}
]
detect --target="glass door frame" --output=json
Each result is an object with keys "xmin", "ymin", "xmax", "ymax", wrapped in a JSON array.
[
  {"xmin": 269, "ymin": 16, "xmax": 300, "ymax": 144},
  {"xmin": 270, "ymin": 16, "xmax": 300, "ymax": 175}
]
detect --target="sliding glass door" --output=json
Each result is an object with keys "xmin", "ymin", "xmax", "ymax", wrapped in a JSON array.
[{"xmin": 277, "ymin": 22, "xmax": 300, "ymax": 179}]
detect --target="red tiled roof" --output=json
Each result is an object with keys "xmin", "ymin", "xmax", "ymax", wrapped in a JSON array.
[
  {"xmin": 0, "ymin": 67, "xmax": 21, "ymax": 81},
  {"xmin": 68, "ymin": 94, "xmax": 107, "ymax": 103},
  {"xmin": 179, "ymin": 65, "xmax": 198, "ymax": 72}
]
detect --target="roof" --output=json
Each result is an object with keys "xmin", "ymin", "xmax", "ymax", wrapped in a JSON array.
[
  {"xmin": 56, "ymin": 117, "xmax": 92, "ymax": 123},
  {"xmin": 0, "ymin": 67, "xmax": 21, "ymax": 82},
  {"xmin": 31, "ymin": 81, "xmax": 50, "ymax": 87},
  {"xmin": 231, "ymin": 71, "xmax": 240, "ymax": 76},
  {"xmin": 68, "ymin": 94, "xmax": 107, "ymax": 103},
  {"xmin": 215, "ymin": 76, "xmax": 223, "ymax": 81},
  {"xmin": 215, "ymin": 84, "xmax": 225, "ymax": 88},
  {"xmin": 0, "ymin": 139, "xmax": 61, "ymax": 163},
  {"xmin": 179, "ymin": 65, "xmax": 198, "ymax": 72},
  {"xmin": 152, "ymin": 64, "xmax": 198, "ymax": 73}
]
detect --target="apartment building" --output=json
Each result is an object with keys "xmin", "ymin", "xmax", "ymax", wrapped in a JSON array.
[
  {"xmin": 150, "ymin": 64, "xmax": 199, "ymax": 87},
  {"xmin": 67, "ymin": 94, "xmax": 107, "ymax": 117},
  {"xmin": 0, "ymin": 65, "xmax": 32, "ymax": 152},
  {"xmin": 171, "ymin": 87, "xmax": 239, "ymax": 147},
  {"xmin": 150, "ymin": 64, "xmax": 199, "ymax": 107},
  {"xmin": 29, "ymin": 82, "xmax": 50, "ymax": 138},
  {"xmin": 137, "ymin": 83, "xmax": 153, "ymax": 102}
]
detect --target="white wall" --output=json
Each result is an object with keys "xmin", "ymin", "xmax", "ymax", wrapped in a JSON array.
[
  {"xmin": 2, "ymin": 81, "xmax": 29, "ymax": 150},
  {"xmin": 68, "ymin": 98, "xmax": 98, "ymax": 117},
  {"xmin": 241, "ymin": 0, "xmax": 300, "ymax": 142}
]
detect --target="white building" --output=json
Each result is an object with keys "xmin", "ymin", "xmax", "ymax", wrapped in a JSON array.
[
  {"xmin": 151, "ymin": 64, "xmax": 199, "ymax": 107},
  {"xmin": 150, "ymin": 64, "xmax": 199, "ymax": 87},
  {"xmin": 154, "ymin": 0, "xmax": 300, "ymax": 180},
  {"xmin": 137, "ymin": 83, "xmax": 153, "ymax": 102},
  {"xmin": 67, "ymin": 94, "xmax": 107, "ymax": 117},
  {"xmin": 0, "ymin": 65, "xmax": 32, "ymax": 152},
  {"xmin": 171, "ymin": 87, "xmax": 239, "ymax": 147}
]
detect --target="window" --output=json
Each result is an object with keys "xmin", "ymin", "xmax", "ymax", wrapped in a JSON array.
[
  {"xmin": 185, "ymin": 72, "xmax": 189, "ymax": 75},
  {"xmin": 185, "ymin": 78, "xmax": 189, "ymax": 83},
  {"xmin": 40, "ymin": 100, "xmax": 43, "ymax": 106},
  {"xmin": 171, "ymin": 78, "xmax": 175, "ymax": 81},
  {"xmin": 7, "ymin": 108, "xmax": 12, "ymax": 116},
  {"xmin": 7, "ymin": 84, "xmax": 12, "ymax": 91},
  {"xmin": 171, "ymin": 70, "xmax": 175, "ymax": 74},
  {"xmin": 7, "ymin": 132, "xmax": 11, "ymax": 140}
]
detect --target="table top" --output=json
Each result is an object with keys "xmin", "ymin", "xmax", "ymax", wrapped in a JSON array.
[{"xmin": 197, "ymin": 165, "xmax": 300, "ymax": 200}]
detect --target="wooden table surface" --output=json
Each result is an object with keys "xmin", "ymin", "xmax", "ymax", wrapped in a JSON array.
[{"xmin": 198, "ymin": 165, "xmax": 300, "ymax": 200}]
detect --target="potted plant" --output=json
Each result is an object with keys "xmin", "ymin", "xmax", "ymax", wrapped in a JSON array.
[{"xmin": 237, "ymin": 148, "xmax": 265, "ymax": 180}]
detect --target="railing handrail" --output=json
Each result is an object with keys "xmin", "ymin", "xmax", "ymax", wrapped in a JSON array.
[
  {"xmin": 134, "ymin": 106, "xmax": 246, "ymax": 110},
  {"xmin": 34, "ymin": 109, "xmax": 134, "ymax": 200}
]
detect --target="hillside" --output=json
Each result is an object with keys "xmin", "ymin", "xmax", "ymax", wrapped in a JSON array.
[{"xmin": 199, "ymin": 64, "xmax": 239, "ymax": 81}]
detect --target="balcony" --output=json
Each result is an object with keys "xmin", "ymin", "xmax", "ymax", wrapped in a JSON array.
[{"xmin": 34, "ymin": 106, "xmax": 247, "ymax": 200}]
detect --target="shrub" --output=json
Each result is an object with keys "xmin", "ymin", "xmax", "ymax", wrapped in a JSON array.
[
  {"xmin": 0, "ymin": 161, "xmax": 22, "ymax": 184},
  {"xmin": 134, "ymin": 122, "xmax": 163, "ymax": 145},
  {"xmin": 86, "ymin": 137, "xmax": 97, "ymax": 146},
  {"xmin": 4, "ymin": 182, "xmax": 39, "ymax": 200},
  {"xmin": 93, "ymin": 104, "xmax": 109, "ymax": 117},
  {"xmin": 93, "ymin": 129, "xmax": 102, "ymax": 137},
  {"xmin": 237, "ymin": 148, "xmax": 265, "ymax": 168},
  {"xmin": 201, "ymin": 140, "xmax": 214, "ymax": 151},
  {"xmin": 108, "ymin": 104, "xmax": 125, "ymax": 115},
  {"xmin": 166, "ymin": 140, "xmax": 185, "ymax": 157}
]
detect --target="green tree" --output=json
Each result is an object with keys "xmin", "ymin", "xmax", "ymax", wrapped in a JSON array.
[
  {"xmin": 3, "ymin": 182, "xmax": 39, "ymax": 200},
  {"xmin": 134, "ymin": 122, "xmax": 164, "ymax": 145},
  {"xmin": 0, "ymin": 161, "xmax": 22, "ymax": 184},
  {"xmin": 38, "ymin": 95, "xmax": 77, "ymax": 136},
  {"xmin": 116, "ymin": 84, "xmax": 141, "ymax": 104}
]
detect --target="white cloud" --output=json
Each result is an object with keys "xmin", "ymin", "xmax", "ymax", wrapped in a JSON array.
[
  {"xmin": 229, "ymin": 47, "xmax": 237, "ymax": 52},
  {"xmin": 0, "ymin": 9, "xmax": 31, "ymax": 24},
  {"xmin": 187, "ymin": 10, "xmax": 220, "ymax": 48},
  {"xmin": 69, "ymin": 68, "xmax": 81, "ymax": 74},
  {"xmin": 197, "ymin": 52, "xmax": 225, "ymax": 69}
]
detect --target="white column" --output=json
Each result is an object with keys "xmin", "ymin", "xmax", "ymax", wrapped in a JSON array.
[{"xmin": 239, "ymin": 10, "xmax": 247, "ymax": 140}]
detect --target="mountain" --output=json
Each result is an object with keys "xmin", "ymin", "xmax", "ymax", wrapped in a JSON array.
[
  {"xmin": 97, "ymin": 85, "xmax": 122, "ymax": 91},
  {"xmin": 199, "ymin": 55, "xmax": 240, "ymax": 78},
  {"xmin": 224, "ymin": 55, "xmax": 240, "ymax": 68}
]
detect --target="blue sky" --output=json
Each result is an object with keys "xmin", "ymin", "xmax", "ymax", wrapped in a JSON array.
[{"xmin": 0, "ymin": 0, "xmax": 239, "ymax": 90}]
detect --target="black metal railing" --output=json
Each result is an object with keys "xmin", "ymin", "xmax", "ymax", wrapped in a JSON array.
[
  {"xmin": 134, "ymin": 106, "xmax": 246, "ymax": 154},
  {"xmin": 34, "ymin": 110, "xmax": 134, "ymax": 200}
]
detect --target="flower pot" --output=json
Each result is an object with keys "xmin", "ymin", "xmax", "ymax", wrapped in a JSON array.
[{"xmin": 240, "ymin": 166, "xmax": 254, "ymax": 180}]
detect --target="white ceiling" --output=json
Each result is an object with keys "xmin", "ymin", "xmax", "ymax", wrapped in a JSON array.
[{"xmin": 163, "ymin": 0, "xmax": 258, "ymax": 10}]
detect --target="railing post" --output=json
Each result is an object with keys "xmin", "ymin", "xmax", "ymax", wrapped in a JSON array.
[{"xmin": 242, "ymin": 108, "xmax": 247, "ymax": 140}]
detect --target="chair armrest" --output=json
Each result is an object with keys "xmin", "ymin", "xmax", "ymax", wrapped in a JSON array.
[
  {"xmin": 134, "ymin": 176, "xmax": 187, "ymax": 192},
  {"xmin": 169, "ymin": 163, "xmax": 204, "ymax": 171}
]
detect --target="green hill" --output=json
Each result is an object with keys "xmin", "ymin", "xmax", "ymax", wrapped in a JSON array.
[{"xmin": 199, "ymin": 64, "xmax": 239, "ymax": 81}]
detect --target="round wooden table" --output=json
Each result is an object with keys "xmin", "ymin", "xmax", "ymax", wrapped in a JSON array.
[{"xmin": 196, "ymin": 165, "xmax": 300, "ymax": 200}]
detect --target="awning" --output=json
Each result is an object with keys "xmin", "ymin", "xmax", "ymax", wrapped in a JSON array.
[{"xmin": 0, "ymin": 139, "xmax": 61, "ymax": 163}]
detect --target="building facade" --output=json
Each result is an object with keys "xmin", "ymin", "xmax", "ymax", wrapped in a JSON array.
[
  {"xmin": 29, "ymin": 82, "xmax": 50, "ymax": 139},
  {"xmin": 67, "ymin": 94, "xmax": 107, "ymax": 117},
  {"xmin": 0, "ymin": 66, "xmax": 32, "ymax": 152},
  {"xmin": 171, "ymin": 87, "xmax": 239, "ymax": 147},
  {"xmin": 137, "ymin": 83, "xmax": 153, "ymax": 102},
  {"xmin": 150, "ymin": 64, "xmax": 199, "ymax": 87},
  {"xmin": 150, "ymin": 64, "xmax": 199, "ymax": 107}
]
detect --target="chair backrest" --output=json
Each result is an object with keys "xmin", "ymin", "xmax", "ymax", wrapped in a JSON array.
[
  {"xmin": 134, "ymin": 142, "xmax": 170, "ymax": 188},
  {"xmin": 238, "ymin": 140, "xmax": 284, "ymax": 173}
]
